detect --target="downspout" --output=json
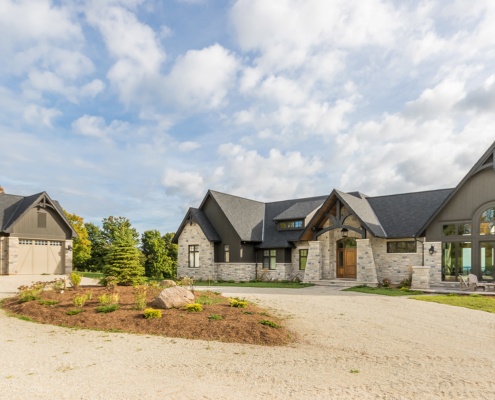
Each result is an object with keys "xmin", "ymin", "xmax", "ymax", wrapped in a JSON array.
[{"xmin": 413, "ymin": 236, "xmax": 425, "ymax": 266}]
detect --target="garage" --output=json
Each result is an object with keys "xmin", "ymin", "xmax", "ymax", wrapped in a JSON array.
[{"xmin": 17, "ymin": 239, "xmax": 65, "ymax": 274}]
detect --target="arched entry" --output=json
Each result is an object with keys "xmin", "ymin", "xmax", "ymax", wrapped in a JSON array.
[{"xmin": 337, "ymin": 238, "xmax": 357, "ymax": 279}]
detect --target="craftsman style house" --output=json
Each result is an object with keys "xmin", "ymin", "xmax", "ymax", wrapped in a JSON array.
[
  {"xmin": 0, "ymin": 189, "xmax": 76, "ymax": 275},
  {"xmin": 173, "ymin": 141, "xmax": 495, "ymax": 287}
]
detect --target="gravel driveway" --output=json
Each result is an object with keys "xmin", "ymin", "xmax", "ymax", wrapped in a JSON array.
[{"xmin": 1, "ymin": 276, "xmax": 495, "ymax": 399}]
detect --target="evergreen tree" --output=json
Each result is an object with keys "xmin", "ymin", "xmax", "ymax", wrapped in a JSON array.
[
  {"xmin": 84, "ymin": 223, "xmax": 107, "ymax": 272},
  {"xmin": 105, "ymin": 225, "xmax": 145, "ymax": 285},
  {"xmin": 163, "ymin": 232, "xmax": 178, "ymax": 278}
]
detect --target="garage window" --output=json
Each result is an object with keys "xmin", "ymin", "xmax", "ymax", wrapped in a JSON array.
[
  {"xmin": 19, "ymin": 239, "xmax": 33, "ymax": 245},
  {"xmin": 50, "ymin": 241, "xmax": 62, "ymax": 246},
  {"xmin": 35, "ymin": 240, "xmax": 48, "ymax": 245}
]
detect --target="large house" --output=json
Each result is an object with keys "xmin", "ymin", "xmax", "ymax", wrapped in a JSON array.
[
  {"xmin": 173, "ymin": 141, "xmax": 495, "ymax": 288},
  {"xmin": 0, "ymin": 188, "xmax": 76, "ymax": 275}
]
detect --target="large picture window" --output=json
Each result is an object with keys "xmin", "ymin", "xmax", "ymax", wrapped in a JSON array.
[
  {"xmin": 387, "ymin": 241, "xmax": 416, "ymax": 253},
  {"xmin": 480, "ymin": 242, "xmax": 495, "ymax": 281},
  {"xmin": 263, "ymin": 249, "xmax": 276, "ymax": 270},
  {"xmin": 188, "ymin": 245, "xmax": 199, "ymax": 268},
  {"xmin": 442, "ymin": 242, "xmax": 471, "ymax": 281}
]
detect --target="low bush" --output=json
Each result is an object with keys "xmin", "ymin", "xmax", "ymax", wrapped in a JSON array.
[
  {"xmin": 230, "ymin": 298, "xmax": 248, "ymax": 308},
  {"xmin": 68, "ymin": 272, "xmax": 82, "ymax": 290},
  {"xmin": 73, "ymin": 294, "xmax": 88, "ymax": 308},
  {"xmin": 98, "ymin": 292, "xmax": 120, "ymax": 305},
  {"xmin": 185, "ymin": 303, "xmax": 203, "ymax": 312},
  {"xmin": 18, "ymin": 282, "xmax": 45, "ymax": 302},
  {"xmin": 96, "ymin": 304, "xmax": 119, "ymax": 313},
  {"xmin": 38, "ymin": 300, "xmax": 59, "ymax": 306},
  {"xmin": 143, "ymin": 308, "xmax": 162, "ymax": 319},
  {"xmin": 52, "ymin": 278, "xmax": 66, "ymax": 293},
  {"xmin": 133, "ymin": 285, "xmax": 147, "ymax": 310},
  {"xmin": 66, "ymin": 308, "xmax": 84, "ymax": 316},
  {"xmin": 208, "ymin": 314, "xmax": 223, "ymax": 320},
  {"xmin": 259, "ymin": 319, "xmax": 281, "ymax": 329}
]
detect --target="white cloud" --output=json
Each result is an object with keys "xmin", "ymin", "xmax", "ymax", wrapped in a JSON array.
[
  {"xmin": 178, "ymin": 141, "xmax": 201, "ymax": 152},
  {"xmin": 163, "ymin": 44, "xmax": 238, "ymax": 110},
  {"xmin": 23, "ymin": 104, "xmax": 62, "ymax": 128},
  {"xmin": 162, "ymin": 169, "xmax": 205, "ymax": 199},
  {"xmin": 71, "ymin": 115, "xmax": 130, "ymax": 141}
]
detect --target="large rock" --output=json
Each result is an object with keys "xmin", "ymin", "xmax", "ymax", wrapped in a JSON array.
[
  {"xmin": 159, "ymin": 279, "xmax": 176, "ymax": 288},
  {"xmin": 152, "ymin": 286, "xmax": 195, "ymax": 309}
]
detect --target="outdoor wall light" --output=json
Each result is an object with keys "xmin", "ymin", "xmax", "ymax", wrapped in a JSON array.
[
  {"xmin": 341, "ymin": 228, "xmax": 349, "ymax": 238},
  {"xmin": 67, "ymin": 245, "xmax": 73, "ymax": 252},
  {"xmin": 428, "ymin": 245, "xmax": 435, "ymax": 255}
]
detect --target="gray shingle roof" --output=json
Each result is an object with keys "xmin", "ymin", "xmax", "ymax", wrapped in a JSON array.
[
  {"xmin": 209, "ymin": 191, "xmax": 265, "ymax": 242},
  {"xmin": 0, "ymin": 192, "xmax": 24, "ymax": 231},
  {"xmin": 258, "ymin": 196, "xmax": 327, "ymax": 248},
  {"xmin": 336, "ymin": 190, "xmax": 386, "ymax": 237},
  {"xmin": 190, "ymin": 208, "xmax": 221, "ymax": 242},
  {"xmin": 367, "ymin": 189, "xmax": 453, "ymax": 238}
]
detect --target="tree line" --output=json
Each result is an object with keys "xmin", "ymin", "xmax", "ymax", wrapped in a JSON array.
[{"xmin": 65, "ymin": 212, "xmax": 177, "ymax": 283}]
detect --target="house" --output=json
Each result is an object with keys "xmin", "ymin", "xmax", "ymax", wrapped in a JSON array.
[
  {"xmin": 0, "ymin": 188, "xmax": 76, "ymax": 275},
  {"xmin": 173, "ymin": 141, "xmax": 495, "ymax": 288}
]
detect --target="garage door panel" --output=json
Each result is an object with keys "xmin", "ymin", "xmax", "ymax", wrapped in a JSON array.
[{"xmin": 17, "ymin": 239, "xmax": 63, "ymax": 274}]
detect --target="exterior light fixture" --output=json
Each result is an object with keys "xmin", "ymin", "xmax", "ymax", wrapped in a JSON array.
[
  {"xmin": 67, "ymin": 245, "xmax": 73, "ymax": 252},
  {"xmin": 428, "ymin": 245, "xmax": 435, "ymax": 255},
  {"xmin": 341, "ymin": 228, "xmax": 349, "ymax": 238}
]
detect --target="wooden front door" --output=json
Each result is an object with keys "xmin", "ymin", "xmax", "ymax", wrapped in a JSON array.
[{"xmin": 337, "ymin": 238, "xmax": 357, "ymax": 279}]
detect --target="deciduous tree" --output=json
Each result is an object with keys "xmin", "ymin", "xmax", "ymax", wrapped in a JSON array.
[{"xmin": 64, "ymin": 211, "xmax": 91, "ymax": 270}]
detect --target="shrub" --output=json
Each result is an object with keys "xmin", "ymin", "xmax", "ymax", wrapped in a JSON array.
[
  {"xmin": 68, "ymin": 272, "xmax": 82, "ymax": 289},
  {"xmin": 66, "ymin": 308, "xmax": 84, "ymax": 316},
  {"xmin": 73, "ymin": 294, "xmax": 88, "ymax": 307},
  {"xmin": 179, "ymin": 276, "xmax": 194, "ymax": 290},
  {"xmin": 52, "ymin": 278, "xmax": 66, "ymax": 293},
  {"xmin": 185, "ymin": 303, "xmax": 203, "ymax": 312},
  {"xmin": 143, "ymin": 308, "xmax": 162, "ymax": 319},
  {"xmin": 98, "ymin": 292, "xmax": 119, "ymax": 305},
  {"xmin": 208, "ymin": 314, "xmax": 223, "ymax": 320},
  {"xmin": 399, "ymin": 276, "xmax": 412, "ymax": 289},
  {"xmin": 38, "ymin": 300, "xmax": 59, "ymax": 306},
  {"xmin": 18, "ymin": 282, "xmax": 45, "ymax": 302},
  {"xmin": 196, "ymin": 291, "xmax": 224, "ymax": 305},
  {"xmin": 382, "ymin": 278, "xmax": 391, "ymax": 288},
  {"xmin": 98, "ymin": 275, "xmax": 118, "ymax": 291},
  {"xmin": 229, "ymin": 298, "xmax": 248, "ymax": 308},
  {"xmin": 133, "ymin": 285, "xmax": 148, "ymax": 310},
  {"xmin": 259, "ymin": 319, "xmax": 281, "ymax": 328},
  {"xmin": 96, "ymin": 304, "xmax": 119, "ymax": 313}
]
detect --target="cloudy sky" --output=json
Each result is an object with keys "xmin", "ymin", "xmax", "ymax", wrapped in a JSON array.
[{"xmin": 1, "ymin": 0, "xmax": 495, "ymax": 234}]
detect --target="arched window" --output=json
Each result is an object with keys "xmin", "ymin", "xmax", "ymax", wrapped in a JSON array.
[{"xmin": 480, "ymin": 207, "xmax": 495, "ymax": 235}]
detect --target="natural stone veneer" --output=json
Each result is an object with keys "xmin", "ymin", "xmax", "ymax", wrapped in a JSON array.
[
  {"xmin": 356, "ymin": 239, "xmax": 378, "ymax": 285},
  {"xmin": 424, "ymin": 241, "xmax": 442, "ymax": 284},
  {"xmin": 303, "ymin": 241, "xmax": 323, "ymax": 282},
  {"xmin": 411, "ymin": 266, "xmax": 431, "ymax": 289},
  {"xmin": 7, "ymin": 237, "xmax": 19, "ymax": 275},
  {"xmin": 64, "ymin": 240, "xmax": 73, "ymax": 274},
  {"xmin": 177, "ymin": 222, "xmax": 215, "ymax": 281}
]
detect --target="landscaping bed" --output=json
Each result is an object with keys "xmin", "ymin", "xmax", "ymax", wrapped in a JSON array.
[{"xmin": 1, "ymin": 285, "xmax": 292, "ymax": 346}]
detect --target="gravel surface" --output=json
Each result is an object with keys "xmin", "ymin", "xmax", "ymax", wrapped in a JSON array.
[{"xmin": 1, "ymin": 276, "xmax": 495, "ymax": 399}]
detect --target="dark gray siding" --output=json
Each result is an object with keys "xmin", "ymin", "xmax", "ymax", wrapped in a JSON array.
[
  {"xmin": 203, "ymin": 196, "xmax": 256, "ymax": 263},
  {"xmin": 426, "ymin": 168, "xmax": 495, "ymax": 240},
  {"xmin": 11, "ymin": 207, "xmax": 71, "ymax": 239}
]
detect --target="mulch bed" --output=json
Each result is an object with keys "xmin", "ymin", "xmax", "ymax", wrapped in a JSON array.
[{"xmin": 1, "ymin": 285, "xmax": 293, "ymax": 346}]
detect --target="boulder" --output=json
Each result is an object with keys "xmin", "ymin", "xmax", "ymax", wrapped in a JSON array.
[
  {"xmin": 159, "ymin": 279, "xmax": 177, "ymax": 288},
  {"xmin": 152, "ymin": 286, "xmax": 195, "ymax": 309}
]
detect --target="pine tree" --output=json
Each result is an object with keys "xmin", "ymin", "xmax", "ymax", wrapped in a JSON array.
[{"xmin": 105, "ymin": 225, "xmax": 145, "ymax": 285}]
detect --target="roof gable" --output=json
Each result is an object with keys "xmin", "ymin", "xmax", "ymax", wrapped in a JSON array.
[
  {"xmin": 172, "ymin": 207, "xmax": 221, "ymax": 244},
  {"xmin": 0, "ymin": 191, "xmax": 76, "ymax": 237},
  {"xmin": 206, "ymin": 190, "xmax": 265, "ymax": 242},
  {"xmin": 417, "ymin": 140, "xmax": 495, "ymax": 236}
]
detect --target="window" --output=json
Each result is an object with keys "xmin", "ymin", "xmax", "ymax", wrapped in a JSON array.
[
  {"xmin": 188, "ymin": 245, "xmax": 200, "ymax": 268},
  {"xmin": 443, "ymin": 223, "xmax": 472, "ymax": 236},
  {"xmin": 480, "ymin": 242, "xmax": 495, "ymax": 281},
  {"xmin": 19, "ymin": 239, "xmax": 33, "ymax": 245},
  {"xmin": 263, "ymin": 249, "xmax": 276, "ymax": 270},
  {"xmin": 37, "ymin": 213, "xmax": 47, "ymax": 228},
  {"xmin": 278, "ymin": 220, "xmax": 304, "ymax": 230},
  {"xmin": 480, "ymin": 207, "xmax": 495, "ymax": 235},
  {"xmin": 387, "ymin": 241, "xmax": 417, "ymax": 253},
  {"xmin": 50, "ymin": 241, "xmax": 62, "ymax": 246},
  {"xmin": 224, "ymin": 245, "xmax": 230, "ymax": 263},
  {"xmin": 35, "ymin": 240, "xmax": 47, "ymax": 246},
  {"xmin": 240, "ymin": 246, "xmax": 243, "ymax": 259},
  {"xmin": 442, "ymin": 242, "xmax": 471, "ymax": 281},
  {"xmin": 299, "ymin": 249, "xmax": 308, "ymax": 270}
]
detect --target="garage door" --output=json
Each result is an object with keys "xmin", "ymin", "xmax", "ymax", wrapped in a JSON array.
[{"xmin": 17, "ymin": 239, "xmax": 64, "ymax": 274}]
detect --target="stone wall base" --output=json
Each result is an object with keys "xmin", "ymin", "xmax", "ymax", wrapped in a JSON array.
[{"xmin": 411, "ymin": 266, "xmax": 431, "ymax": 290}]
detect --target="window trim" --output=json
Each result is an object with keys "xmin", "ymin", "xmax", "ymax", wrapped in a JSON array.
[
  {"xmin": 224, "ymin": 244, "xmax": 230, "ymax": 263},
  {"xmin": 299, "ymin": 249, "xmax": 308, "ymax": 270},
  {"xmin": 277, "ymin": 219, "xmax": 304, "ymax": 231},
  {"xmin": 188, "ymin": 245, "xmax": 200, "ymax": 268},
  {"xmin": 37, "ymin": 212, "xmax": 47, "ymax": 229},
  {"xmin": 263, "ymin": 249, "xmax": 277, "ymax": 270}
]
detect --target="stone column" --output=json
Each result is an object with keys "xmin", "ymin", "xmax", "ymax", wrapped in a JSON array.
[
  {"xmin": 356, "ymin": 239, "xmax": 378, "ymax": 286},
  {"xmin": 303, "ymin": 241, "xmax": 323, "ymax": 282},
  {"xmin": 411, "ymin": 266, "xmax": 430, "ymax": 290},
  {"xmin": 424, "ymin": 241, "xmax": 442, "ymax": 284},
  {"xmin": 65, "ymin": 240, "xmax": 73, "ymax": 274},
  {"xmin": 7, "ymin": 237, "xmax": 19, "ymax": 275}
]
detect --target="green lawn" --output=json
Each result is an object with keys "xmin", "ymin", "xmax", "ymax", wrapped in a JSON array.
[
  {"xmin": 343, "ymin": 286, "xmax": 424, "ymax": 296},
  {"xmin": 78, "ymin": 272, "xmax": 105, "ymax": 279},
  {"xmin": 413, "ymin": 294, "xmax": 495, "ymax": 313}
]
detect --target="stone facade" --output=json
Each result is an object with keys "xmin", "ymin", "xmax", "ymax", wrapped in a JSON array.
[
  {"xmin": 303, "ymin": 241, "xmax": 323, "ymax": 282},
  {"xmin": 0, "ymin": 237, "xmax": 7, "ymax": 275},
  {"xmin": 177, "ymin": 222, "xmax": 215, "ymax": 281},
  {"xmin": 356, "ymin": 239, "xmax": 378, "ymax": 285},
  {"xmin": 216, "ymin": 263, "xmax": 256, "ymax": 281},
  {"xmin": 7, "ymin": 237, "xmax": 19, "ymax": 275},
  {"xmin": 424, "ymin": 241, "xmax": 442, "ymax": 284},
  {"xmin": 257, "ymin": 263, "xmax": 294, "ymax": 281},
  {"xmin": 64, "ymin": 240, "xmax": 73, "ymax": 274},
  {"xmin": 370, "ymin": 237, "xmax": 422, "ymax": 284},
  {"xmin": 411, "ymin": 266, "xmax": 431, "ymax": 290}
]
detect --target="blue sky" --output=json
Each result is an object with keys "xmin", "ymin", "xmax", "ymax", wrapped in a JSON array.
[{"xmin": 1, "ymin": 0, "xmax": 495, "ymax": 235}]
